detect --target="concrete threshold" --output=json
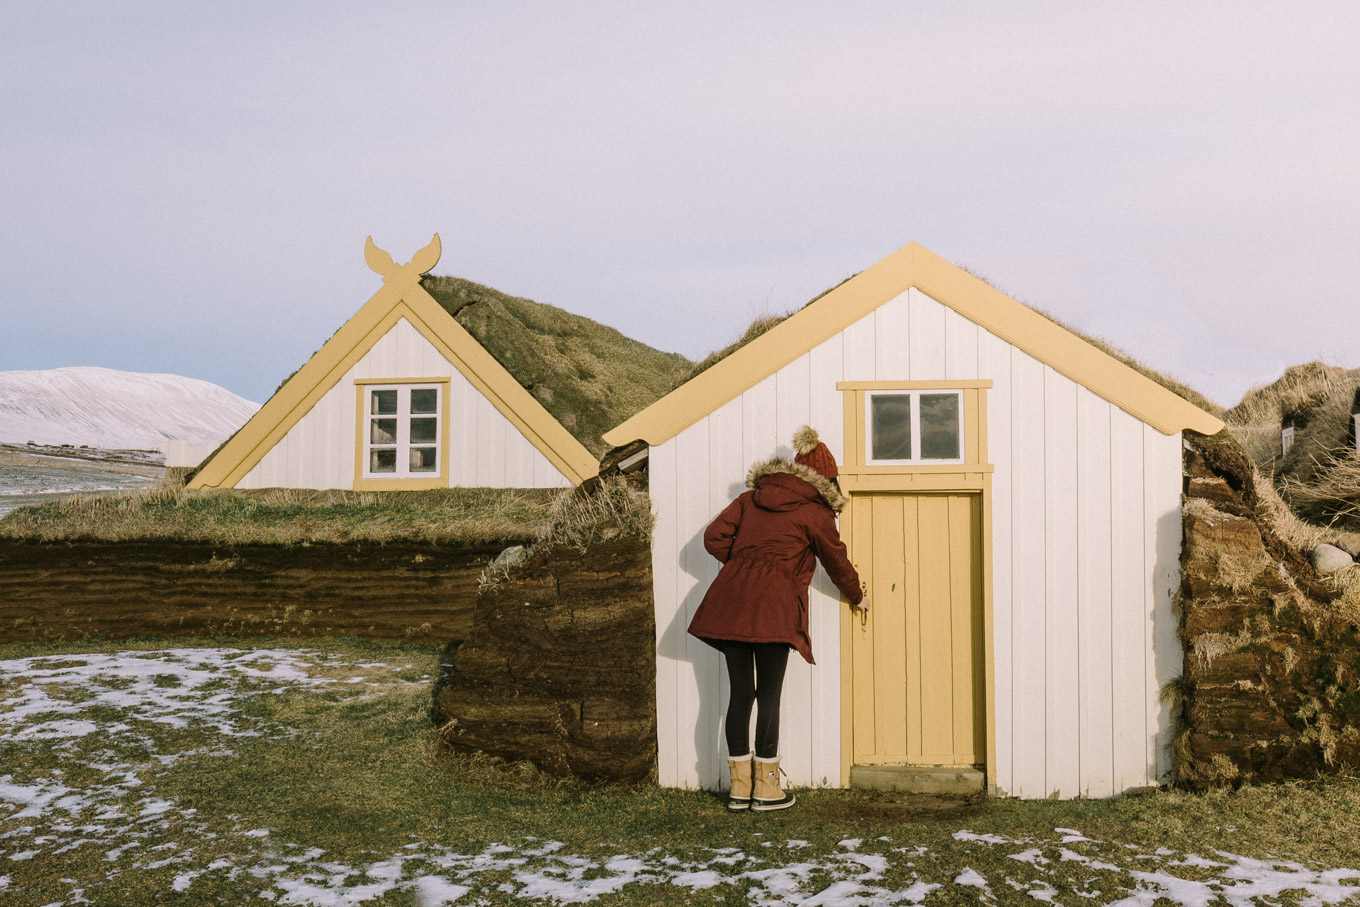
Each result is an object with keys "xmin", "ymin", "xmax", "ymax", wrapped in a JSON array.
[{"xmin": 850, "ymin": 764, "xmax": 985, "ymax": 795}]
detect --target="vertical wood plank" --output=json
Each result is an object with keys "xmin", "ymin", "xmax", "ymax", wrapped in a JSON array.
[
  {"xmin": 1109, "ymin": 408, "xmax": 1147, "ymax": 791},
  {"xmin": 287, "ymin": 407, "xmax": 308, "ymax": 488},
  {"xmin": 1076, "ymin": 390, "xmax": 1115, "ymax": 797},
  {"xmin": 374, "ymin": 319, "xmax": 396, "ymax": 376},
  {"xmin": 874, "ymin": 293, "xmax": 910, "ymax": 379},
  {"xmin": 809, "ymin": 333, "xmax": 847, "ymax": 785},
  {"xmin": 675, "ymin": 419, "xmax": 716, "ymax": 789},
  {"xmin": 708, "ymin": 395, "xmax": 745, "ymax": 776},
  {"xmin": 1010, "ymin": 349, "xmax": 1047, "ymax": 797},
  {"xmin": 1044, "ymin": 369, "xmax": 1080, "ymax": 798},
  {"xmin": 455, "ymin": 376, "xmax": 478, "ymax": 488},
  {"xmin": 943, "ymin": 307, "xmax": 980, "ymax": 380},
  {"xmin": 1146, "ymin": 425, "xmax": 1184, "ymax": 785},
  {"xmin": 809, "ymin": 335, "xmax": 847, "ymax": 464},
  {"xmin": 908, "ymin": 289, "xmax": 947, "ymax": 380},
  {"xmin": 842, "ymin": 312, "xmax": 877, "ymax": 382},
  {"xmin": 978, "ymin": 330, "xmax": 1014, "ymax": 794},
  {"xmin": 918, "ymin": 493, "xmax": 955, "ymax": 760},
  {"xmin": 874, "ymin": 494, "xmax": 910, "ymax": 762},
  {"xmin": 971, "ymin": 494, "xmax": 989, "ymax": 763},
  {"xmin": 775, "ymin": 355, "xmax": 815, "ymax": 782},
  {"xmin": 394, "ymin": 316, "xmax": 413, "ymax": 372},
  {"xmin": 503, "ymin": 426, "xmax": 527, "ymax": 486},
  {"xmin": 742, "ymin": 375, "xmax": 779, "ymax": 467},
  {"xmin": 948, "ymin": 494, "xmax": 980, "ymax": 762},
  {"xmin": 319, "ymin": 391, "xmax": 339, "ymax": 488},
  {"xmin": 850, "ymin": 494, "xmax": 876, "ymax": 764},
  {"xmin": 649, "ymin": 439, "xmax": 681, "ymax": 787},
  {"xmin": 478, "ymin": 397, "xmax": 508, "ymax": 487}
]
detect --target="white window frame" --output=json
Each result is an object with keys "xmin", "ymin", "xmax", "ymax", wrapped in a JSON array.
[
  {"xmin": 1282, "ymin": 425, "xmax": 1296, "ymax": 457},
  {"xmin": 361, "ymin": 383, "xmax": 444, "ymax": 480},
  {"xmin": 864, "ymin": 389, "xmax": 966, "ymax": 466}
]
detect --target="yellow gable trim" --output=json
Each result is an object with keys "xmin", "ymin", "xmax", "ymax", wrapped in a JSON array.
[
  {"xmin": 603, "ymin": 242, "xmax": 1224, "ymax": 446},
  {"xmin": 191, "ymin": 266, "xmax": 597, "ymax": 489}
]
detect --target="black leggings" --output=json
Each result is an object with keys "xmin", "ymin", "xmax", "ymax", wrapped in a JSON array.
[{"xmin": 720, "ymin": 642, "xmax": 791, "ymax": 760}]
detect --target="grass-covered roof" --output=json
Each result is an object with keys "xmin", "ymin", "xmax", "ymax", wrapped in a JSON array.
[{"xmin": 421, "ymin": 276, "xmax": 691, "ymax": 457}]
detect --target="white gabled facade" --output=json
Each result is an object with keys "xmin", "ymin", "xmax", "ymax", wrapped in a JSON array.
[
  {"xmin": 237, "ymin": 318, "xmax": 572, "ymax": 490},
  {"xmin": 646, "ymin": 288, "xmax": 1183, "ymax": 797},
  {"xmin": 191, "ymin": 235, "xmax": 598, "ymax": 492}
]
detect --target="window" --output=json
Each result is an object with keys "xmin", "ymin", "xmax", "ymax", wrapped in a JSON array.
[
  {"xmin": 865, "ymin": 389, "xmax": 964, "ymax": 465},
  {"xmin": 1282, "ymin": 425, "xmax": 1296, "ymax": 457},
  {"xmin": 362, "ymin": 384, "xmax": 443, "ymax": 478}
]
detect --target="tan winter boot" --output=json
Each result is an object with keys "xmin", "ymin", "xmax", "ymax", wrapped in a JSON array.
[
  {"xmin": 727, "ymin": 756, "xmax": 753, "ymax": 811},
  {"xmin": 751, "ymin": 756, "xmax": 795, "ymax": 811}
]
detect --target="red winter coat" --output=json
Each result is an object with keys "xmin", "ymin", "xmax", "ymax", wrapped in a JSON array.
[{"xmin": 687, "ymin": 458, "xmax": 863, "ymax": 664}]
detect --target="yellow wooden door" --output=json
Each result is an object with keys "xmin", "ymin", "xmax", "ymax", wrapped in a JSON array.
[{"xmin": 848, "ymin": 493, "xmax": 985, "ymax": 767}]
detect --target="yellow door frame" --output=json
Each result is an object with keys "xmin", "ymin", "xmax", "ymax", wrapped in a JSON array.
[{"xmin": 836, "ymin": 380, "xmax": 996, "ymax": 791}]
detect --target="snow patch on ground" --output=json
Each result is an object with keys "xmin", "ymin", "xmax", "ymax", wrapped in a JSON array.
[{"xmin": 5, "ymin": 648, "xmax": 1360, "ymax": 906}]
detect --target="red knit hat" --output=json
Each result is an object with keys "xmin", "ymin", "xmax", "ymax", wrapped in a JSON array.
[{"xmin": 793, "ymin": 425, "xmax": 838, "ymax": 480}]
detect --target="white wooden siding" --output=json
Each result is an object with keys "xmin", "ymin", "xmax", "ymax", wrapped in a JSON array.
[
  {"xmin": 650, "ymin": 289, "xmax": 1184, "ymax": 796},
  {"xmin": 238, "ymin": 318, "xmax": 573, "ymax": 489}
]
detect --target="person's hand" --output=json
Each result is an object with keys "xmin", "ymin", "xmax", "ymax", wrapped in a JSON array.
[{"xmin": 854, "ymin": 585, "xmax": 869, "ymax": 612}]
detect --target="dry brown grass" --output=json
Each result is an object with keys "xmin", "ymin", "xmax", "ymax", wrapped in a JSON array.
[
  {"xmin": 1281, "ymin": 444, "xmax": 1360, "ymax": 529},
  {"xmin": 0, "ymin": 483, "xmax": 558, "ymax": 545},
  {"xmin": 685, "ymin": 311, "xmax": 792, "ymax": 382},
  {"xmin": 1244, "ymin": 463, "xmax": 1360, "ymax": 630},
  {"xmin": 537, "ymin": 475, "xmax": 654, "ymax": 551},
  {"xmin": 1251, "ymin": 468, "xmax": 1331, "ymax": 552},
  {"xmin": 1225, "ymin": 362, "xmax": 1359, "ymax": 472}
]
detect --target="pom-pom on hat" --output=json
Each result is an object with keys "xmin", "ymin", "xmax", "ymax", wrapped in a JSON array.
[{"xmin": 793, "ymin": 425, "xmax": 838, "ymax": 480}]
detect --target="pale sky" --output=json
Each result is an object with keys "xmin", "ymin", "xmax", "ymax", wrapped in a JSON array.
[{"xmin": 3, "ymin": 2, "xmax": 1358, "ymax": 408}]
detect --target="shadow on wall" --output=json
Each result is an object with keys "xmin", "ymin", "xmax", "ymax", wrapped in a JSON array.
[
  {"xmin": 669, "ymin": 458, "xmax": 849, "ymax": 793},
  {"xmin": 663, "ymin": 475, "xmax": 748, "ymax": 791},
  {"xmin": 1152, "ymin": 504, "xmax": 1184, "ymax": 788}
]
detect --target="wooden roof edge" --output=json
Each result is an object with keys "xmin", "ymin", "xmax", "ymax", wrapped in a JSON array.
[
  {"xmin": 603, "ymin": 242, "xmax": 1224, "ymax": 447},
  {"xmin": 192, "ymin": 238, "xmax": 598, "ymax": 489}
]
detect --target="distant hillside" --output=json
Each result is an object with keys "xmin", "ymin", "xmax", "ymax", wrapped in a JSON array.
[
  {"xmin": 421, "ymin": 276, "xmax": 692, "ymax": 456},
  {"xmin": 0, "ymin": 368, "xmax": 259, "ymax": 449}
]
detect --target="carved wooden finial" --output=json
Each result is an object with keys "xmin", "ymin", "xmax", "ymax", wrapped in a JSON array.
[{"xmin": 364, "ymin": 233, "xmax": 442, "ymax": 284}]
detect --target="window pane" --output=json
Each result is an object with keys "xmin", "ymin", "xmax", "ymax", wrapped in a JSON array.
[
  {"xmin": 920, "ymin": 393, "xmax": 961, "ymax": 459},
  {"xmin": 371, "ymin": 390, "xmax": 397, "ymax": 415},
  {"xmin": 410, "ymin": 388, "xmax": 438, "ymax": 414},
  {"xmin": 870, "ymin": 394, "xmax": 913, "ymax": 460},
  {"xmin": 370, "ymin": 449, "xmax": 397, "ymax": 473},
  {"xmin": 370, "ymin": 419, "xmax": 397, "ymax": 445},
  {"xmin": 409, "ymin": 417, "xmax": 437, "ymax": 444},
  {"xmin": 410, "ymin": 447, "xmax": 437, "ymax": 472}
]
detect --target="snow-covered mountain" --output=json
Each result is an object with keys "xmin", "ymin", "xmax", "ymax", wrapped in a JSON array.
[{"xmin": 0, "ymin": 367, "xmax": 260, "ymax": 449}]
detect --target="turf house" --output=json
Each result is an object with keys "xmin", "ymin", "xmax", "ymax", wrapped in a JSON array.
[
  {"xmin": 605, "ymin": 242, "xmax": 1226, "ymax": 799},
  {"xmin": 190, "ymin": 236, "xmax": 599, "ymax": 491}
]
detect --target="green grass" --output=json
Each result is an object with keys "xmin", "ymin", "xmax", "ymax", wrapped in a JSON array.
[{"xmin": 4, "ymin": 637, "xmax": 1360, "ymax": 905}]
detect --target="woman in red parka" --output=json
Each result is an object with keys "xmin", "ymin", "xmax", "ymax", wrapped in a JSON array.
[{"xmin": 688, "ymin": 426, "xmax": 867, "ymax": 812}]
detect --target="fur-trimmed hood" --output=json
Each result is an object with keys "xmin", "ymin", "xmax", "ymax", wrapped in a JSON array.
[{"xmin": 745, "ymin": 457, "xmax": 848, "ymax": 513}]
